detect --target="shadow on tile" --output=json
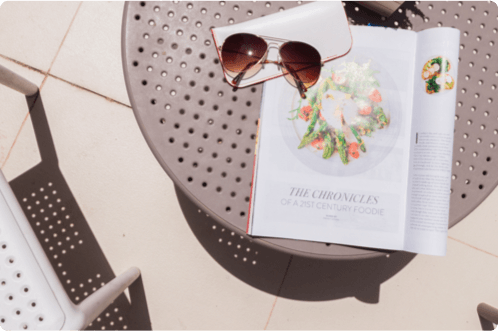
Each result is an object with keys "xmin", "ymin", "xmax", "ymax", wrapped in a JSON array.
[
  {"xmin": 176, "ymin": 187, "xmax": 416, "ymax": 303},
  {"xmin": 8, "ymin": 92, "xmax": 152, "ymax": 330}
]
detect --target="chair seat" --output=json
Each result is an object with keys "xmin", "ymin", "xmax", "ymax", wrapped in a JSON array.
[{"xmin": 0, "ymin": 190, "xmax": 65, "ymax": 330}]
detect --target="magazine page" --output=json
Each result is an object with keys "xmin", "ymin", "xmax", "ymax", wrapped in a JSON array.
[
  {"xmin": 248, "ymin": 26, "xmax": 417, "ymax": 251},
  {"xmin": 404, "ymin": 28, "xmax": 460, "ymax": 256}
]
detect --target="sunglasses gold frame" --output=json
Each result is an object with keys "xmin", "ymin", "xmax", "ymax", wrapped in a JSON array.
[{"xmin": 218, "ymin": 33, "xmax": 324, "ymax": 99}]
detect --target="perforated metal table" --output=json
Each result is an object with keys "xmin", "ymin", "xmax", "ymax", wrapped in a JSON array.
[{"xmin": 122, "ymin": 1, "xmax": 498, "ymax": 259}]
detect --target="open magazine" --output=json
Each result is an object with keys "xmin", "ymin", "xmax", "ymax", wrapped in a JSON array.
[{"xmin": 247, "ymin": 26, "xmax": 461, "ymax": 256}]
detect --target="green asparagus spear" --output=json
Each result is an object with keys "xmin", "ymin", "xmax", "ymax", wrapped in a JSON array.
[
  {"xmin": 298, "ymin": 121, "xmax": 328, "ymax": 149},
  {"xmin": 350, "ymin": 126, "xmax": 366, "ymax": 152},
  {"xmin": 373, "ymin": 106, "xmax": 388, "ymax": 127},
  {"xmin": 335, "ymin": 129, "xmax": 348, "ymax": 165},
  {"xmin": 322, "ymin": 131, "xmax": 335, "ymax": 159},
  {"xmin": 303, "ymin": 79, "xmax": 330, "ymax": 137}
]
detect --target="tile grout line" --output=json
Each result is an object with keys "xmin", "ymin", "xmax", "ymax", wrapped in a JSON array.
[
  {"xmin": 0, "ymin": 112, "xmax": 30, "ymax": 170},
  {"xmin": 45, "ymin": 1, "xmax": 82, "ymax": 77},
  {"xmin": 264, "ymin": 255, "xmax": 293, "ymax": 330},
  {"xmin": 0, "ymin": 54, "xmax": 131, "ymax": 108},
  {"xmin": 0, "ymin": 1, "xmax": 133, "ymax": 171},
  {"xmin": 1, "ymin": 2, "xmax": 82, "ymax": 170},
  {"xmin": 448, "ymin": 236, "xmax": 498, "ymax": 259}
]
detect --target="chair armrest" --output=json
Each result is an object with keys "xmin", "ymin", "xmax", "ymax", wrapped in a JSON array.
[
  {"xmin": 65, "ymin": 267, "xmax": 141, "ymax": 330},
  {"xmin": 477, "ymin": 303, "xmax": 498, "ymax": 330},
  {"xmin": 0, "ymin": 63, "xmax": 39, "ymax": 96}
]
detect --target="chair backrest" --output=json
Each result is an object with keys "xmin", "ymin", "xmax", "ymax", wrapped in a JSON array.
[{"xmin": 0, "ymin": 170, "xmax": 66, "ymax": 330}]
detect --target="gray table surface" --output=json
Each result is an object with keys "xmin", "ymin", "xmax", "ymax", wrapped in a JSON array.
[{"xmin": 122, "ymin": 1, "xmax": 498, "ymax": 259}]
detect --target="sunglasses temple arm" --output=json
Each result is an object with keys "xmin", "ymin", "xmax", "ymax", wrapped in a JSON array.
[
  {"xmin": 231, "ymin": 72, "xmax": 244, "ymax": 92},
  {"xmin": 230, "ymin": 61, "xmax": 257, "ymax": 92},
  {"xmin": 285, "ymin": 66, "xmax": 307, "ymax": 99}
]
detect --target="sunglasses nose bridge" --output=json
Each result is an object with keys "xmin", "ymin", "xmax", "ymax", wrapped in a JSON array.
[{"xmin": 262, "ymin": 43, "xmax": 282, "ymax": 70}]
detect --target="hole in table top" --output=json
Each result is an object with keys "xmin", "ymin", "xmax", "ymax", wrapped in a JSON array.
[
  {"xmin": 134, "ymin": 14, "xmax": 140, "ymax": 20},
  {"xmin": 201, "ymin": 8, "xmax": 207, "ymax": 14},
  {"xmin": 213, "ymin": 105, "xmax": 218, "ymax": 111},
  {"xmin": 483, "ymin": 171, "xmax": 488, "ymax": 176},
  {"xmin": 214, "ymin": 58, "xmax": 220, "ymax": 64},
  {"xmin": 226, "ymin": 207, "xmax": 231, "ymax": 212},
  {"xmin": 191, "ymin": 34, "xmax": 197, "ymax": 41},
  {"xmin": 181, "ymin": 16, "xmax": 188, "ymax": 23},
  {"xmin": 160, "ymin": 118, "xmax": 166, "ymax": 124},
  {"xmin": 198, "ymin": 147, "xmax": 204, "ymax": 153},
  {"xmin": 187, "ymin": 177, "xmax": 193, "ymax": 182},
  {"xmin": 140, "ymin": 1, "xmax": 145, "ymax": 6},
  {"xmin": 227, "ymin": 110, "xmax": 233, "ymax": 116},
  {"xmin": 150, "ymin": 99, "xmax": 156, "ymax": 105},
  {"xmin": 203, "ymin": 133, "xmax": 208, "ymax": 139},
  {"xmin": 207, "ymin": 167, "xmax": 212, "ymax": 173},
  {"xmin": 171, "ymin": 43, "xmax": 177, "ymax": 49},
  {"xmin": 222, "ymin": 124, "xmax": 228, "ymax": 130},
  {"xmin": 479, "ymin": 184, "xmax": 484, "ymax": 190},
  {"xmin": 212, "ymin": 153, "xmax": 218, "ymax": 158},
  {"xmin": 148, "ymin": 20, "xmax": 155, "ymax": 26},
  {"xmin": 161, "ymin": 71, "xmax": 167, "ymax": 77},
  {"xmin": 154, "ymin": 6, "xmax": 160, "ymax": 12},
  {"xmin": 163, "ymin": 24, "xmax": 169, "ymax": 31},
  {"xmin": 221, "ymin": 172, "xmax": 227, "ymax": 177},
  {"xmin": 186, "ymin": 48, "xmax": 192, "ymax": 54},
  {"xmin": 174, "ymin": 123, "xmax": 180, "ymax": 129},
  {"xmin": 184, "ymin": 94, "xmax": 190, "ymax": 100},
  {"xmin": 226, "ymin": 157, "xmax": 232, "ymax": 163},
  {"xmin": 462, "ymin": 194, "xmax": 466, "ymax": 199}
]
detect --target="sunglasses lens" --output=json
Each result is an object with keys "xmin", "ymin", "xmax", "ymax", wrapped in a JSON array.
[
  {"xmin": 221, "ymin": 33, "xmax": 267, "ymax": 77},
  {"xmin": 280, "ymin": 42, "xmax": 321, "ymax": 90}
]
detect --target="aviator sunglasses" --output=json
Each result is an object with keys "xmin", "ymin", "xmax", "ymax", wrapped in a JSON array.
[{"xmin": 218, "ymin": 33, "xmax": 322, "ymax": 99}]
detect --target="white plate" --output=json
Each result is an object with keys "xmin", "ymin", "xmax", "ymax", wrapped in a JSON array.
[{"xmin": 278, "ymin": 53, "xmax": 402, "ymax": 177}]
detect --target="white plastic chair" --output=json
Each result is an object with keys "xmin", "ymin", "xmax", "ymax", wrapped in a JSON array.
[{"xmin": 0, "ymin": 64, "xmax": 141, "ymax": 330}]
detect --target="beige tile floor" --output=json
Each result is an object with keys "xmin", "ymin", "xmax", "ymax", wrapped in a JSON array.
[{"xmin": 0, "ymin": 1, "xmax": 497, "ymax": 329}]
